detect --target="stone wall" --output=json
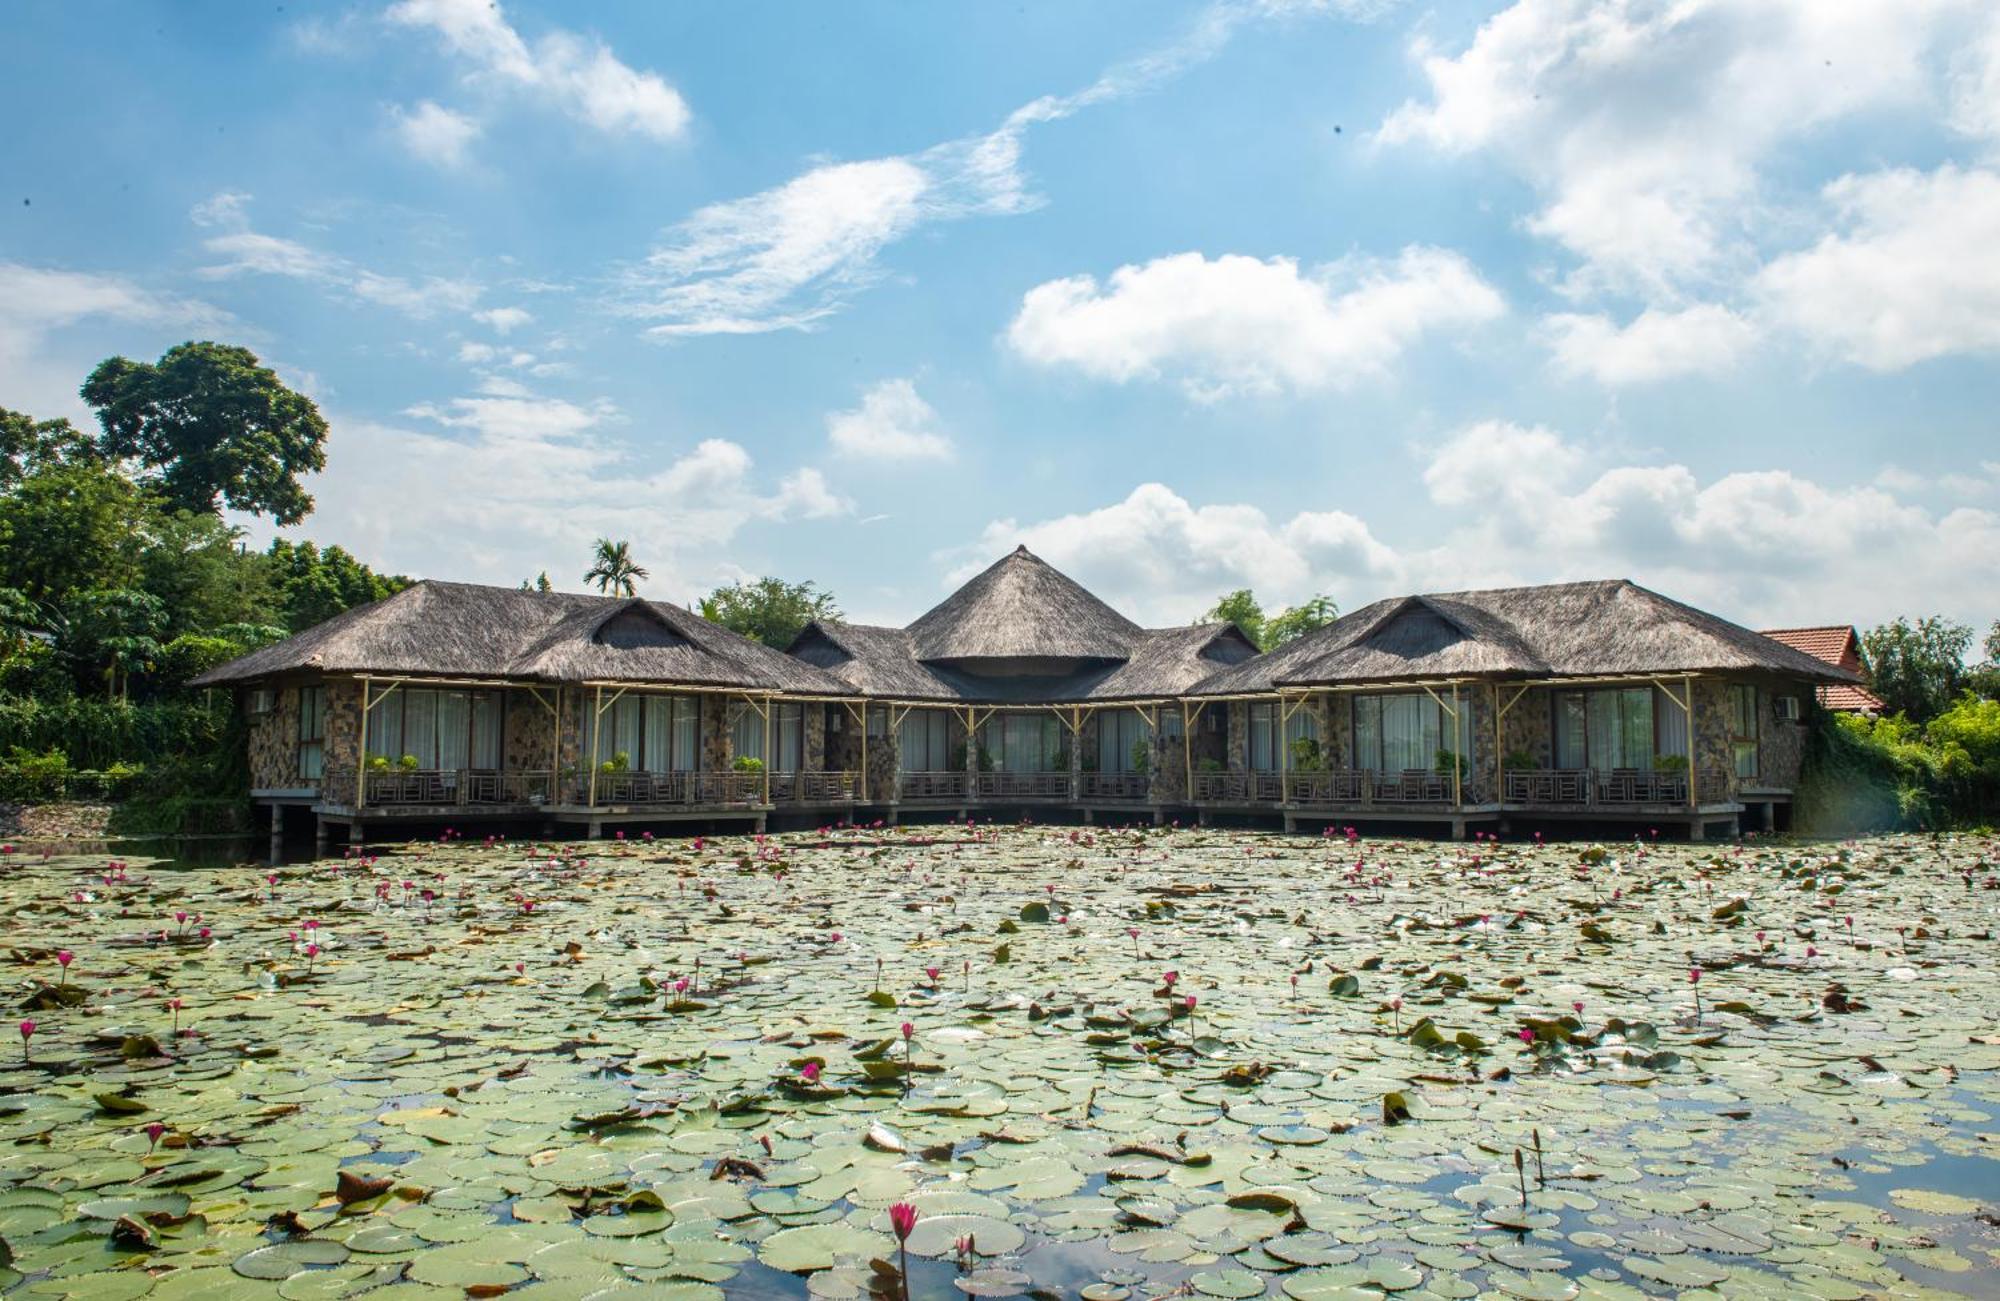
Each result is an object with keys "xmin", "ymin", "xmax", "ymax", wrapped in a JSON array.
[
  {"xmin": 1760, "ymin": 682, "xmax": 1809, "ymax": 790},
  {"xmin": 804, "ymin": 705, "xmax": 827, "ymax": 773},
  {"xmin": 247, "ymin": 686, "xmax": 300, "ymax": 790},
  {"xmin": 1225, "ymin": 702, "xmax": 1247, "ymax": 774},
  {"xmin": 323, "ymin": 679, "xmax": 364, "ymax": 799},
  {"xmin": 1499, "ymin": 687, "xmax": 1554, "ymax": 771},
  {"xmin": 503, "ymin": 687, "xmax": 559, "ymax": 772},
  {"xmin": 1691, "ymin": 678, "xmax": 1735, "ymax": 801}
]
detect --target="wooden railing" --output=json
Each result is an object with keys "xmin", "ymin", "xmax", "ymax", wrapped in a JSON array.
[
  {"xmin": 1190, "ymin": 772, "xmax": 1285, "ymax": 802},
  {"xmin": 768, "ymin": 770, "xmax": 859, "ymax": 802},
  {"xmin": 1502, "ymin": 768, "xmax": 1692, "ymax": 805},
  {"xmin": 588, "ymin": 771, "xmax": 770, "ymax": 808},
  {"xmin": 975, "ymin": 772, "xmax": 1071, "ymax": 798},
  {"xmin": 900, "ymin": 770, "xmax": 969, "ymax": 801},
  {"xmin": 342, "ymin": 768, "xmax": 556, "ymax": 807},
  {"xmin": 1079, "ymin": 773, "xmax": 1151, "ymax": 800}
]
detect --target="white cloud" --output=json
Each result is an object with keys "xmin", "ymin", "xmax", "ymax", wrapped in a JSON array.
[
  {"xmin": 1379, "ymin": 0, "xmax": 1980, "ymax": 296},
  {"xmin": 391, "ymin": 100, "xmax": 482, "ymax": 167},
  {"xmin": 1949, "ymin": 11, "xmax": 2000, "ymax": 144},
  {"xmin": 621, "ymin": 1, "xmax": 1378, "ymax": 337},
  {"xmin": 826, "ymin": 379, "xmax": 953, "ymax": 462},
  {"xmin": 473, "ymin": 306, "xmax": 534, "ymax": 333},
  {"xmin": 456, "ymin": 341, "xmax": 498, "ymax": 364},
  {"xmin": 949, "ymin": 483, "xmax": 1402, "ymax": 623},
  {"xmin": 0, "ymin": 262, "xmax": 227, "ymax": 419},
  {"xmin": 386, "ymin": 0, "xmax": 690, "ymax": 141},
  {"xmin": 1755, "ymin": 165, "xmax": 2000, "ymax": 370},
  {"xmin": 949, "ymin": 427, "xmax": 2000, "ymax": 631},
  {"xmin": 244, "ymin": 389, "xmax": 845, "ymax": 595},
  {"xmin": 1544, "ymin": 303, "xmax": 1757, "ymax": 384},
  {"xmin": 192, "ymin": 193, "xmax": 481, "ymax": 319},
  {"xmin": 1006, "ymin": 248, "xmax": 1503, "ymax": 397}
]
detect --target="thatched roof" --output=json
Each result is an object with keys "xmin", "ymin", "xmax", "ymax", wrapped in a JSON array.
[
  {"xmin": 191, "ymin": 581, "xmax": 852, "ymax": 693},
  {"xmin": 905, "ymin": 546, "xmax": 1141, "ymax": 663},
  {"xmin": 1194, "ymin": 579, "xmax": 1862, "ymax": 692},
  {"xmin": 790, "ymin": 619, "xmax": 1258, "ymax": 704}
]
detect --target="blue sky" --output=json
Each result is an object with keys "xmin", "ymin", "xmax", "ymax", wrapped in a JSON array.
[{"xmin": 3, "ymin": 0, "xmax": 1998, "ymax": 632}]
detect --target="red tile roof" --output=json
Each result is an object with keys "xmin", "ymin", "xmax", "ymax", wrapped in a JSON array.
[{"xmin": 1759, "ymin": 626, "xmax": 1883, "ymax": 712}]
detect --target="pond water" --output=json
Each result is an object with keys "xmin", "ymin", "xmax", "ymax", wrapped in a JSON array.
[{"xmin": 1, "ymin": 826, "xmax": 1996, "ymax": 1299}]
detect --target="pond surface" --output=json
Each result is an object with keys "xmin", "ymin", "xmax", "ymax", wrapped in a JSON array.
[{"xmin": 2, "ymin": 826, "xmax": 1997, "ymax": 1299}]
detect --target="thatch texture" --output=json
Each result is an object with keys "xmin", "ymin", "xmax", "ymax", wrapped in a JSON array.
[
  {"xmin": 905, "ymin": 546, "xmax": 1141, "ymax": 663},
  {"xmin": 192, "ymin": 581, "xmax": 853, "ymax": 693},
  {"xmin": 1195, "ymin": 579, "xmax": 1862, "ymax": 692},
  {"xmin": 790, "ymin": 619, "xmax": 1257, "ymax": 704}
]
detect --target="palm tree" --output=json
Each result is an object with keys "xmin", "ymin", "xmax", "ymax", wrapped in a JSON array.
[{"xmin": 584, "ymin": 539, "xmax": 647, "ymax": 596}]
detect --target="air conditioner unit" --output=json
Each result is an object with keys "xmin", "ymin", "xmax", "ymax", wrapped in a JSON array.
[{"xmin": 1773, "ymin": 695, "xmax": 1801, "ymax": 721}]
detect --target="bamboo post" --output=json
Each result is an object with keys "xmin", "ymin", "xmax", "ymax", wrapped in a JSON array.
[
  {"xmin": 1451, "ymin": 682, "xmax": 1462, "ymax": 808},
  {"xmin": 763, "ymin": 697, "xmax": 772, "ymax": 805},
  {"xmin": 857, "ymin": 703, "xmax": 869, "ymax": 804},
  {"xmin": 355, "ymin": 676, "xmax": 370, "ymax": 811},
  {"xmin": 588, "ymin": 684, "xmax": 602, "ymax": 808},
  {"xmin": 1685, "ymin": 675, "xmax": 1698, "ymax": 810}
]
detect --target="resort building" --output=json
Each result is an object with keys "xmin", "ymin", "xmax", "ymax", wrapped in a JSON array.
[
  {"xmin": 196, "ymin": 547, "xmax": 1858, "ymax": 854},
  {"xmin": 1757, "ymin": 625, "xmax": 1885, "ymax": 714}
]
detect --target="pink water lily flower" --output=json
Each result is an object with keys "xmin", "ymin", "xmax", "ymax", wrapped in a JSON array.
[
  {"xmin": 889, "ymin": 1201, "xmax": 919, "ymax": 1240},
  {"xmin": 799, "ymin": 1061, "xmax": 821, "ymax": 1084}
]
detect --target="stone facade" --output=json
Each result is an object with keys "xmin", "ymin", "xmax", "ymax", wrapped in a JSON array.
[{"xmin": 247, "ymin": 685, "xmax": 301, "ymax": 791}]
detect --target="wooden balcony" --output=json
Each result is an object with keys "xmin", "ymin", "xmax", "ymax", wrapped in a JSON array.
[
  {"xmin": 329, "ymin": 768, "xmax": 558, "ymax": 808},
  {"xmin": 1502, "ymin": 768, "xmax": 1693, "ymax": 806},
  {"xmin": 900, "ymin": 770, "xmax": 970, "ymax": 801},
  {"xmin": 1078, "ymin": 773, "xmax": 1151, "ymax": 801},
  {"xmin": 974, "ymin": 771, "xmax": 1071, "ymax": 799}
]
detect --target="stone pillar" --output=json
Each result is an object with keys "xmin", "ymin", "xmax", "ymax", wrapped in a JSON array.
[{"xmin": 1068, "ymin": 713, "xmax": 1082, "ymax": 802}]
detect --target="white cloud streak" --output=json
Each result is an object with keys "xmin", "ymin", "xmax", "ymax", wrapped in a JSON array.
[
  {"xmin": 386, "ymin": 0, "xmax": 690, "ymax": 141},
  {"xmin": 826, "ymin": 379, "xmax": 953, "ymax": 462},
  {"xmin": 192, "ymin": 194, "xmax": 482, "ymax": 319},
  {"xmin": 1006, "ymin": 248, "xmax": 1503, "ymax": 397}
]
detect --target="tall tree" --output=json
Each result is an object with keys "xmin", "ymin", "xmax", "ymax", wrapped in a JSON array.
[
  {"xmin": 82, "ymin": 341, "xmax": 328, "ymax": 524},
  {"xmin": 1203, "ymin": 590, "xmax": 1267, "ymax": 649},
  {"xmin": 699, "ymin": 577, "xmax": 839, "ymax": 648},
  {"xmin": 0, "ymin": 455, "xmax": 145, "ymax": 605},
  {"xmin": 0, "ymin": 407, "xmax": 96, "ymax": 486},
  {"xmin": 584, "ymin": 539, "xmax": 647, "ymax": 596},
  {"xmin": 1862, "ymin": 615, "xmax": 1973, "ymax": 722},
  {"xmin": 1265, "ymin": 595, "xmax": 1340, "ymax": 648},
  {"xmin": 265, "ymin": 539, "xmax": 407, "ymax": 631}
]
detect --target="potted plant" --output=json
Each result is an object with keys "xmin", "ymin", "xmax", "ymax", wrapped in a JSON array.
[
  {"xmin": 1288, "ymin": 736, "xmax": 1324, "ymax": 773},
  {"xmin": 1130, "ymin": 739, "xmax": 1153, "ymax": 776},
  {"xmin": 732, "ymin": 755, "xmax": 765, "ymax": 774}
]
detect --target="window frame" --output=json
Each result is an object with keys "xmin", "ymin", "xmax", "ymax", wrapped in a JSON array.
[
  {"xmin": 297, "ymin": 684, "xmax": 326, "ymax": 782},
  {"xmin": 1726, "ymin": 683, "xmax": 1760, "ymax": 779},
  {"xmin": 366, "ymin": 686, "xmax": 507, "ymax": 771}
]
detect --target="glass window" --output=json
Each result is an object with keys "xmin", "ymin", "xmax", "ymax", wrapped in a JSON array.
[
  {"xmin": 368, "ymin": 687, "xmax": 504, "ymax": 770},
  {"xmin": 1353, "ymin": 693, "xmax": 1462, "ymax": 772},
  {"xmin": 1097, "ymin": 709, "xmax": 1153, "ymax": 773},
  {"xmin": 1285, "ymin": 705, "xmax": 1321, "ymax": 767},
  {"xmin": 1554, "ymin": 688, "xmax": 1676, "ymax": 770},
  {"xmin": 982, "ymin": 714, "xmax": 1061, "ymax": 773},
  {"xmin": 1247, "ymin": 702, "xmax": 1278, "ymax": 772},
  {"xmin": 671, "ymin": 697, "xmax": 699, "ymax": 772},
  {"xmin": 1727, "ymin": 683, "xmax": 1759, "ymax": 778},
  {"xmin": 774, "ymin": 703, "xmax": 803, "ymax": 774},
  {"xmin": 898, "ymin": 709, "xmax": 951, "ymax": 770},
  {"xmin": 297, "ymin": 685, "xmax": 325, "ymax": 781},
  {"xmin": 731, "ymin": 706, "xmax": 765, "ymax": 764}
]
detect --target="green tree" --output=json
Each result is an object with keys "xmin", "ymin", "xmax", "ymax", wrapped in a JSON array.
[
  {"xmin": 584, "ymin": 539, "xmax": 647, "ymax": 596},
  {"xmin": 1265, "ymin": 595, "xmax": 1340, "ymax": 648},
  {"xmin": 135, "ymin": 510, "xmax": 275, "ymax": 639},
  {"xmin": 0, "ymin": 407, "xmax": 97, "ymax": 486},
  {"xmin": 51, "ymin": 588, "xmax": 166, "ymax": 702},
  {"xmin": 1203, "ymin": 590, "xmax": 1267, "ymax": 649},
  {"xmin": 265, "ymin": 539, "xmax": 407, "ymax": 632},
  {"xmin": 520, "ymin": 570, "xmax": 554, "ymax": 593},
  {"xmin": 1862, "ymin": 616, "xmax": 1973, "ymax": 722},
  {"xmin": 0, "ymin": 456, "xmax": 145, "ymax": 605},
  {"xmin": 699, "ymin": 577, "xmax": 839, "ymax": 648},
  {"xmin": 82, "ymin": 342, "xmax": 328, "ymax": 524}
]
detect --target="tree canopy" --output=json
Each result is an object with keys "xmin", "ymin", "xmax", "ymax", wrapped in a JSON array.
[
  {"xmin": 699, "ymin": 577, "xmax": 839, "ymax": 649},
  {"xmin": 82, "ymin": 342, "xmax": 328, "ymax": 524},
  {"xmin": 1862, "ymin": 615, "xmax": 1973, "ymax": 722},
  {"xmin": 1201, "ymin": 590, "xmax": 1338, "ymax": 650}
]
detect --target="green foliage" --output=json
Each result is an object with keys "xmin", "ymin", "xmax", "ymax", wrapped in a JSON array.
[
  {"xmin": 599, "ymin": 750, "xmax": 631, "ymax": 775},
  {"xmin": 0, "ymin": 694, "xmax": 229, "ymax": 769},
  {"xmin": 1927, "ymin": 695, "xmax": 2000, "ymax": 820},
  {"xmin": 1202, "ymin": 591, "xmax": 1339, "ymax": 651},
  {"xmin": 1130, "ymin": 737, "xmax": 1153, "ymax": 775},
  {"xmin": 265, "ymin": 539, "xmax": 407, "ymax": 633},
  {"xmin": 1797, "ymin": 710, "xmax": 1941, "ymax": 833},
  {"xmin": 1265, "ymin": 595, "xmax": 1340, "ymax": 648},
  {"xmin": 1653, "ymin": 753, "xmax": 1688, "ymax": 772},
  {"xmin": 731, "ymin": 755, "xmax": 765, "ymax": 774},
  {"xmin": 1288, "ymin": 736, "xmax": 1324, "ymax": 773},
  {"xmin": 0, "ymin": 454, "xmax": 146, "ymax": 605},
  {"xmin": 0, "ymin": 407, "xmax": 98, "ymax": 488},
  {"xmin": 584, "ymin": 538, "xmax": 647, "ymax": 597},
  {"xmin": 1502, "ymin": 749, "xmax": 1534, "ymax": 772},
  {"xmin": 1435, "ymin": 749, "xmax": 1461, "ymax": 774},
  {"xmin": 699, "ymin": 576, "xmax": 839, "ymax": 648},
  {"xmin": 1203, "ymin": 590, "xmax": 1265, "ymax": 649},
  {"xmin": 1861, "ymin": 615, "xmax": 1973, "ymax": 722},
  {"xmin": 82, "ymin": 342, "xmax": 328, "ymax": 523}
]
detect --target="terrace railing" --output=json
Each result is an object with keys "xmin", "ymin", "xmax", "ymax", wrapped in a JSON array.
[
  {"xmin": 1191, "ymin": 772, "xmax": 1283, "ymax": 802},
  {"xmin": 974, "ymin": 772, "xmax": 1072, "ymax": 799},
  {"xmin": 1502, "ymin": 768, "xmax": 1692, "ymax": 805},
  {"xmin": 347, "ymin": 768, "xmax": 557, "ymax": 807},
  {"xmin": 900, "ymin": 770, "xmax": 969, "ymax": 801},
  {"xmin": 581, "ymin": 771, "xmax": 772, "ymax": 808},
  {"xmin": 768, "ymin": 770, "xmax": 859, "ymax": 803},
  {"xmin": 1079, "ymin": 773, "xmax": 1151, "ymax": 801}
]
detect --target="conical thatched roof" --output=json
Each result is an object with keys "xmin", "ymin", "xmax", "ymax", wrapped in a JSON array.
[
  {"xmin": 905, "ymin": 547, "xmax": 1141, "ymax": 663},
  {"xmin": 191, "ymin": 580, "xmax": 852, "ymax": 693},
  {"xmin": 1194, "ymin": 579, "xmax": 1861, "ymax": 692}
]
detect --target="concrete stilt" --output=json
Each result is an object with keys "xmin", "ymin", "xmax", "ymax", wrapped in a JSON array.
[
  {"xmin": 1687, "ymin": 817, "xmax": 1705, "ymax": 841},
  {"xmin": 1449, "ymin": 817, "xmax": 1467, "ymax": 841},
  {"xmin": 267, "ymin": 805, "xmax": 284, "ymax": 866},
  {"xmin": 313, "ymin": 817, "xmax": 329, "ymax": 860},
  {"xmin": 1283, "ymin": 813, "xmax": 1296, "ymax": 833}
]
